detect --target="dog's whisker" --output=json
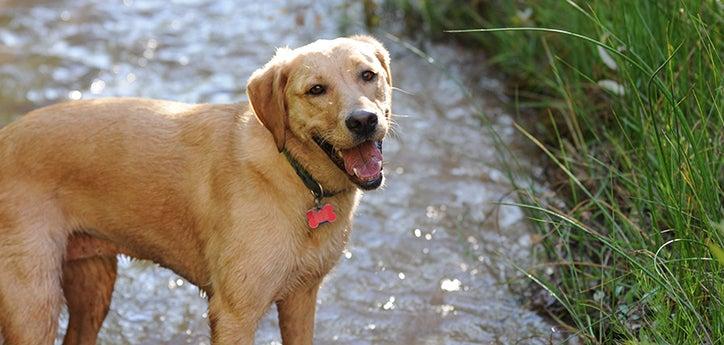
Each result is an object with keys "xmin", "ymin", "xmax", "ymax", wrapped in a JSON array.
[
  {"xmin": 390, "ymin": 112, "xmax": 415, "ymax": 118},
  {"xmin": 314, "ymin": 130, "xmax": 336, "ymax": 145},
  {"xmin": 387, "ymin": 123, "xmax": 402, "ymax": 140},
  {"xmin": 392, "ymin": 87, "xmax": 415, "ymax": 96},
  {"xmin": 389, "ymin": 119, "xmax": 401, "ymax": 129},
  {"xmin": 392, "ymin": 124, "xmax": 402, "ymax": 135}
]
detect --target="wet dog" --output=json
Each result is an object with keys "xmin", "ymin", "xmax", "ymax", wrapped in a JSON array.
[{"xmin": 0, "ymin": 35, "xmax": 391, "ymax": 345}]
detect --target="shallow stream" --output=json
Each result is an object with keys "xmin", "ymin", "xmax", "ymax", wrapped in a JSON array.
[{"xmin": 0, "ymin": 1, "xmax": 558, "ymax": 344}]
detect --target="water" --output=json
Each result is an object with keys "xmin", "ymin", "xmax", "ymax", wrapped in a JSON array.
[{"xmin": 0, "ymin": 0, "xmax": 560, "ymax": 344}]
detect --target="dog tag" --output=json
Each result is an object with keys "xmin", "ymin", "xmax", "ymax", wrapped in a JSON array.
[{"xmin": 306, "ymin": 203, "xmax": 337, "ymax": 229}]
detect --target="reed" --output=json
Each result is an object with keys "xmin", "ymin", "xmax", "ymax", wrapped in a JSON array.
[{"xmin": 377, "ymin": 1, "xmax": 723, "ymax": 343}]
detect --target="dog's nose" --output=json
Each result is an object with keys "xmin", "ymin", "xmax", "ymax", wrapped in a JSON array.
[{"xmin": 346, "ymin": 110, "xmax": 378, "ymax": 137}]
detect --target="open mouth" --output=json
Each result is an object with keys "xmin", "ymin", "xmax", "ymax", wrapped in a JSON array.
[{"xmin": 313, "ymin": 136, "xmax": 384, "ymax": 190}]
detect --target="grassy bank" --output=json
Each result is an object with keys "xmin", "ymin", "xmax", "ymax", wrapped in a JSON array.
[{"xmin": 372, "ymin": 1, "xmax": 723, "ymax": 343}]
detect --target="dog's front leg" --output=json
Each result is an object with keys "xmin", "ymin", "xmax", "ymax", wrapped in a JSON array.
[
  {"xmin": 276, "ymin": 281, "xmax": 321, "ymax": 345},
  {"xmin": 208, "ymin": 291, "xmax": 269, "ymax": 345},
  {"xmin": 206, "ymin": 250, "xmax": 280, "ymax": 345}
]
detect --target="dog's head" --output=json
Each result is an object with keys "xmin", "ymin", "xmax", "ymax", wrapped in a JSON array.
[{"xmin": 247, "ymin": 36, "xmax": 392, "ymax": 190}]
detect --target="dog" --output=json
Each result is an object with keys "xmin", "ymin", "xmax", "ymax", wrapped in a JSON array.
[{"xmin": 0, "ymin": 35, "xmax": 392, "ymax": 345}]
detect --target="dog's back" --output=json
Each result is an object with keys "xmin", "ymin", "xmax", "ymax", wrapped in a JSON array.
[{"xmin": 0, "ymin": 98, "xmax": 223, "ymax": 182}]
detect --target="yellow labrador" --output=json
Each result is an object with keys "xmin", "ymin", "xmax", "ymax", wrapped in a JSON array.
[{"xmin": 0, "ymin": 35, "xmax": 392, "ymax": 345}]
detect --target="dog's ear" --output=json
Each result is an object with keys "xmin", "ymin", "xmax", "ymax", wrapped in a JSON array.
[
  {"xmin": 247, "ymin": 59, "xmax": 290, "ymax": 152},
  {"xmin": 350, "ymin": 35, "xmax": 392, "ymax": 87}
]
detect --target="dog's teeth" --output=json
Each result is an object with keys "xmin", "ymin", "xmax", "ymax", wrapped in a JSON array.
[{"xmin": 353, "ymin": 167, "xmax": 360, "ymax": 177}]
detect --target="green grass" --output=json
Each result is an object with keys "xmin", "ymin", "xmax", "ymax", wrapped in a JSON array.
[{"xmin": 373, "ymin": 0, "xmax": 723, "ymax": 343}]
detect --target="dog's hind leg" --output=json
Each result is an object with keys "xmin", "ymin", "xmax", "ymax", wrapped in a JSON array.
[
  {"xmin": 61, "ymin": 255, "xmax": 117, "ymax": 345},
  {"xmin": 0, "ymin": 199, "xmax": 67, "ymax": 345}
]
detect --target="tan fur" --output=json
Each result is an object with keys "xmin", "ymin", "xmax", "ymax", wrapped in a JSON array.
[{"xmin": 0, "ymin": 36, "xmax": 392, "ymax": 345}]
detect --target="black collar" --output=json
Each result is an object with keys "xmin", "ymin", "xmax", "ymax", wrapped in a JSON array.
[{"xmin": 282, "ymin": 149, "xmax": 342, "ymax": 201}]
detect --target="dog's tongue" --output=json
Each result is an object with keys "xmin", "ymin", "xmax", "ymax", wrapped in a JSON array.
[{"xmin": 340, "ymin": 141, "xmax": 383, "ymax": 181}]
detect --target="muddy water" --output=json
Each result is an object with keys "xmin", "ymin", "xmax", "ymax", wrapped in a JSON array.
[{"xmin": 0, "ymin": 0, "xmax": 559, "ymax": 344}]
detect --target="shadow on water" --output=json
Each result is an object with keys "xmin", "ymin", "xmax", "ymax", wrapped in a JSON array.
[{"xmin": 0, "ymin": 0, "xmax": 562, "ymax": 344}]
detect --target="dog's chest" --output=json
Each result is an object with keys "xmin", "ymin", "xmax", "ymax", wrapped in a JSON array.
[
  {"xmin": 295, "ymin": 220, "xmax": 350, "ymax": 279},
  {"xmin": 280, "ymin": 201, "xmax": 356, "ymax": 294}
]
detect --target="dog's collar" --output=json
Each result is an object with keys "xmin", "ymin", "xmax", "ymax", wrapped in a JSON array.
[{"xmin": 282, "ymin": 149, "xmax": 341, "ymax": 201}]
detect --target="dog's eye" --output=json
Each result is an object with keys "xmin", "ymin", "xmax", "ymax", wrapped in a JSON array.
[
  {"xmin": 360, "ymin": 70, "xmax": 377, "ymax": 82},
  {"xmin": 307, "ymin": 84, "xmax": 326, "ymax": 96}
]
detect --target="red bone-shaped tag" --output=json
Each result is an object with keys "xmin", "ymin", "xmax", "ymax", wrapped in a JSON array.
[{"xmin": 306, "ymin": 203, "xmax": 337, "ymax": 229}]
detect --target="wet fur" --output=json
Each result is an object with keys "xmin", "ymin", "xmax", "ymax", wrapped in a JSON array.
[{"xmin": 0, "ymin": 36, "xmax": 391, "ymax": 345}]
